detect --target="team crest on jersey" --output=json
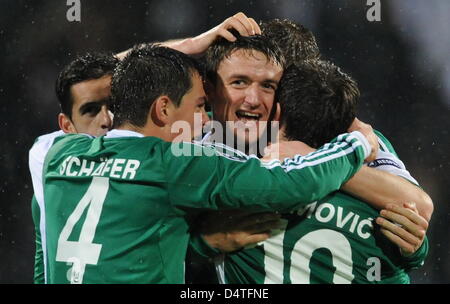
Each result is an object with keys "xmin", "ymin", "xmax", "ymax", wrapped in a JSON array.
[{"xmin": 200, "ymin": 141, "xmax": 250, "ymax": 162}]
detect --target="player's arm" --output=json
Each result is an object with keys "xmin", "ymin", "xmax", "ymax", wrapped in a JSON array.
[
  {"xmin": 182, "ymin": 127, "xmax": 375, "ymax": 254},
  {"xmin": 265, "ymin": 119, "xmax": 432, "ymax": 217},
  {"xmin": 341, "ymin": 166, "xmax": 433, "ymax": 221},
  {"xmin": 196, "ymin": 169, "xmax": 431, "ymax": 256},
  {"xmin": 376, "ymin": 203, "xmax": 429, "ymax": 269},
  {"xmin": 164, "ymin": 130, "xmax": 372, "ymax": 213},
  {"xmin": 188, "ymin": 210, "xmax": 281, "ymax": 260},
  {"xmin": 190, "ymin": 124, "xmax": 376, "ymax": 254},
  {"xmin": 31, "ymin": 195, "xmax": 45, "ymax": 284},
  {"xmin": 342, "ymin": 119, "xmax": 433, "ymax": 221},
  {"xmin": 116, "ymin": 12, "xmax": 260, "ymax": 60},
  {"xmin": 195, "ymin": 210, "xmax": 281, "ymax": 253}
]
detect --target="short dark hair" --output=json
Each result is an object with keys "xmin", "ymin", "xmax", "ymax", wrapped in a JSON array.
[
  {"xmin": 111, "ymin": 44, "xmax": 201, "ymax": 128},
  {"xmin": 277, "ymin": 60, "xmax": 359, "ymax": 148},
  {"xmin": 204, "ymin": 33, "xmax": 285, "ymax": 84},
  {"xmin": 261, "ymin": 19, "xmax": 320, "ymax": 66},
  {"xmin": 55, "ymin": 52, "xmax": 118, "ymax": 118}
]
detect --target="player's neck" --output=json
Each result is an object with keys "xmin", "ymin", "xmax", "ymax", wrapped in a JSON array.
[
  {"xmin": 116, "ymin": 122, "xmax": 172, "ymax": 141},
  {"xmin": 278, "ymin": 128, "xmax": 288, "ymax": 142}
]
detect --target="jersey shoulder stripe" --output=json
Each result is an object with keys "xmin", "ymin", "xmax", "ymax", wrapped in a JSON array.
[{"xmin": 374, "ymin": 129, "xmax": 398, "ymax": 156}]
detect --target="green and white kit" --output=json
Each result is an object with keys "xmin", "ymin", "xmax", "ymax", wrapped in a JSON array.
[
  {"xmin": 194, "ymin": 131, "xmax": 428, "ymax": 284},
  {"xmin": 29, "ymin": 129, "xmax": 370, "ymax": 283}
]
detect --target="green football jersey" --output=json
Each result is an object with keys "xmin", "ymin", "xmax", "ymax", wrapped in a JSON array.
[
  {"xmin": 31, "ymin": 195, "xmax": 45, "ymax": 284},
  {"xmin": 222, "ymin": 194, "xmax": 428, "ymax": 284},
  {"xmin": 217, "ymin": 131, "xmax": 428, "ymax": 284},
  {"xmin": 41, "ymin": 129, "xmax": 369, "ymax": 284}
]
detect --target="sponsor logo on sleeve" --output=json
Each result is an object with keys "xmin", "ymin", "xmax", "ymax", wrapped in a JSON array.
[{"xmin": 368, "ymin": 158, "xmax": 402, "ymax": 169}]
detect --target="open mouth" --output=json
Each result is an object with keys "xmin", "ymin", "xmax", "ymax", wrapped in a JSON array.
[{"xmin": 235, "ymin": 110, "xmax": 261, "ymax": 122}]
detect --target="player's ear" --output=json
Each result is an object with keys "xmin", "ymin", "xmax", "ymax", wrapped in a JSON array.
[
  {"xmin": 152, "ymin": 96, "xmax": 173, "ymax": 126},
  {"xmin": 273, "ymin": 102, "xmax": 281, "ymax": 122},
  {"xmin": 58, "ymin": 113, "xmax": 76, "ymax": 133}
]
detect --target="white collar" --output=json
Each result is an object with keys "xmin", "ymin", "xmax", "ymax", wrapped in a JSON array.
[
  {"xmin": 105, "ymin": 129, "xmax": 144, "ymax": 138},
  {"xmin": 200, "ymin": 131, "xmax": 213, "ymax": 144}
]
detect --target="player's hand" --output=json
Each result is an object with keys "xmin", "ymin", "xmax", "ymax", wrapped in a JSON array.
[
  {"xmin": 348, "ymin": 118, "xmax": 379, "ymax": 162},
  {"xmin": 261, "ymin": 140, "xmax": 316, "ymax": 162},
  {"xmin": 185, "ymin": 12, "xmax": 261, "ymax": 56},
  {"xmin": 376, "ymin": 203, "xmax": 429, "ymax": 256},
  {"xmin": 200, "ymin": 210, "xmax": 282, "ymax": 253}
]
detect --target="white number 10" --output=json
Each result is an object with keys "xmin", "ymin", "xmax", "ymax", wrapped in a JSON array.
[
  {"xmin": 55, "ymin": 176, "xmax": 109, "ymax": 284},
  {"xmin": 264, "ymin": 222, "xmax": 354, "ymax": 284}
]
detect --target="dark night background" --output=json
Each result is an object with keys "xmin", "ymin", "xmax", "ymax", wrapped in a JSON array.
[{"xmin": 0, "ymin": 0, "xmax": 449, "ymax": 283}]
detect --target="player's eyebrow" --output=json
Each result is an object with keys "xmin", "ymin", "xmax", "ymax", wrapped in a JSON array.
[
  {"xmin": 262, "ymin": 79, "xmax": 279, "ymax": 86},
  {"xmin": 228, "ymin": 74, "xmax": 251, "ymax": 81},
  {"xmin": 78, "ymin": 98, "xmax": 109, "ymax": 114},
  {"xmin": 228, "ymin": 74, "xmax": 279, "ymax": 85}
]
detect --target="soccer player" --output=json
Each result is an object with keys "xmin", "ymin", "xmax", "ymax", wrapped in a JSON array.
[
  {"xmin": 196, "ymin": 30, "xmax": 431, "ymax": 233},
  {"xmin": 217, "ymin": 61, "xmax": 430, "ymax": 283},
  {"xmin": 39, "ymin": 44, "xmax": 375, "ymax": 283},
  {"xmin": 187, "ymin": 21, "xmax": 432, "ymax": 282},
  {"xmin": 261, "ymin": 18, "xmax": 433, "ymax": 249},
  {"xmin": 29, "ymin": 52, "xmax": 119, "ymax": 283}
]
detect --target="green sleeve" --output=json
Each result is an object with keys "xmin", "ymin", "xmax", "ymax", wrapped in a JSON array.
[
  {"xmin": 164, "ymin": 132, "xmax": 368, "ymax": 213},
  {"xmin": 374, "ymin": 130, "xmax": 429, "ymax": 270},
  {"xmin": 31, "ymin": 195, "xmax": 45, "ymax": 284},
  {"xmin": 374, "ymin": 129, "xmax": 398, "ymax": 157},
  {"xmin": 400, "ymin": 236, "xmax": 429, "ymax": 271}
]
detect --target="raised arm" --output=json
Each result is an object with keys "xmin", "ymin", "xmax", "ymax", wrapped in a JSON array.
[{"xmin": 115, "ymin": 12, "xmax": 260, "ymax": 60}]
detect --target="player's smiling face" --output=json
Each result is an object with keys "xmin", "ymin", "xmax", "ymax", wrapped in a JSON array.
[
  {"xmin": 211, "ymin": 49, "xmax": 283, "ymax": 144},
  {"xmin": 65, "ymin": 75, "xmax": 113, "ymax": 137}
]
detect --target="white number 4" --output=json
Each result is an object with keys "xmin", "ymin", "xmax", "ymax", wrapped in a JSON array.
[{"xmin": 56, "ymin": 176, "xmax": 109, "ymax": 284}]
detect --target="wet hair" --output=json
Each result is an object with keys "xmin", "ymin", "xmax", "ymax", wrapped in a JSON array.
[
  {"xmin": 277, "ymin": 60, "xmax": 359, "ymax": 148},
  {"xmin": 55, "ymin": 52, "xmax": 118, "ymax": 118},
  {"xmin": 204, "ymin": 32, "xmax": 285, "ymax": 84},
  {"xmin": 261, "ymin": 18, "xmax": 320, "ymax": 66},
  {"xmin": 111, "ymin": 44, "xmax": 201, "ymax": 128}
]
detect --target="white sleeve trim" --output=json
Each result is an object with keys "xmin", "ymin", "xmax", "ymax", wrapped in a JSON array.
[
  {"xmin": 368, "ymin": 150, "xmax": 419, "ymax": 186},
  {"xmin": 28, "ymin": 130, "xmax": 65, "ymax": 284},
  {"xmin": 214, "ymin": 255, "xmax": 226, "ymax": 284},
  {"xmin": 349, "ymin": 131, "xmax": 371, "ymax": 160}
]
